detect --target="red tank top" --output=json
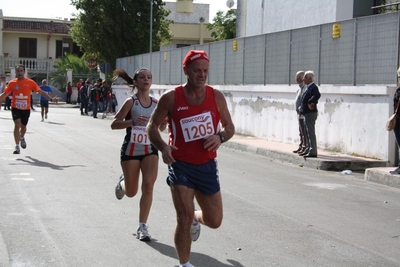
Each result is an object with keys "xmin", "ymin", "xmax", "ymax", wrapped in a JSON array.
[{"xmin": 168, "ymin": 85, "xmax": 221, "ymax": 164}]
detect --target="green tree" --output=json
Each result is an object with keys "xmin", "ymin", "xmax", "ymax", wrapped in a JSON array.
[
  {"xmin": 70, "ymin": 0, "xmax": 172, "ymax": 69},
  {"xmin": 206, "ymin": 9, "xmax": 236, "ymax": 41},
  {"xmin": 375, "ymin": 0, "xmax": 400, "ymax": 14},
  {"xmin": 49, "ymin": 54, "xmax": 92, "ymax": 91}
]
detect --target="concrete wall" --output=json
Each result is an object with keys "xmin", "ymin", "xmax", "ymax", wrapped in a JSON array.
[{"xmin": 111, "ymin": 84, "xmax": 396, "ymax": 165}]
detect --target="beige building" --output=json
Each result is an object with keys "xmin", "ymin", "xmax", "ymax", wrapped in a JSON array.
[
  {"xmin": 0, "ymin": 9, "xmax": 77, "ymax": 82},
  {"xmin": 0, "ymin": 0, "xmax": 215, "ymax": 81},
  {"xmin": 162, "ymin": 0, "xmax": 214, "ymax": 50}
]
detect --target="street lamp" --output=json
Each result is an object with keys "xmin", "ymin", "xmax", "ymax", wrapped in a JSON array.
[
  {"xmin": 150, "ymin": 0, "xmax": 153, "ymax": 53},
  {"xmin": 199, "ymin": 17, "xmax": 205, "ymax": 45}
]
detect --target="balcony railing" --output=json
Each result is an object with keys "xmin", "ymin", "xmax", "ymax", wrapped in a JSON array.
[{"xmin": 0, "ymin": 56, "xmax": 56, "ymax": 76}]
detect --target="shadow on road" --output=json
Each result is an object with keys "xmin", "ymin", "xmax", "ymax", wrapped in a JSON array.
[
  {"xmin": 0, "ymin": 116, "xmax": 13, "ymax": 120},
  {"xmin": 145, "ymin": 240, "xmax": 245, "ymax": 267},
  {"xmin": 11, "ymin": 156, "xmax": 84, "ymax": 170},
  {"xmin": 45, "ymin": 121, "xmax": 66, "ymax": 125}
]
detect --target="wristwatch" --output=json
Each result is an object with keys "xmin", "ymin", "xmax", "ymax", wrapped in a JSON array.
[{"xmin": 217, "ymin": 132, "xmax": 225, "ymax": 143}]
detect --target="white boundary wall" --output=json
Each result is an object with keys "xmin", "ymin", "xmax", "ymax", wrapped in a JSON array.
[{"xmin": 112, "ymin": 84, "xmax": 396, "ymax": 165}]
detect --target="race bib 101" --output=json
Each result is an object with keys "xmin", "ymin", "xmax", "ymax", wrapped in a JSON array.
[{"xmin": 131, "ymin": 126, "xmax": 150, "ymax": 145}]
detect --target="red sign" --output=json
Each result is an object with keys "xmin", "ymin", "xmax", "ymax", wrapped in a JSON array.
[{"xmin": 86, "ymin": 59, "xmax": 97, "ymax": 69}]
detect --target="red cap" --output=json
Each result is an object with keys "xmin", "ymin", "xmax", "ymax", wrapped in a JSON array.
[{"xmin": 182, "ymin": 50, "xmax": 209, "ymax": 67}]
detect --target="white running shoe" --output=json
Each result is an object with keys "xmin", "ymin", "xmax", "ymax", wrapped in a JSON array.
[
  {"xmin": 115, "ymin": 175, "xmax": 125, "ymax": 200},
  {"xmin": 136, "ymin": 223, "xmax": 151, "ymax": 241},
  {"xmin": 20, "ymin": 138, "xmax": 27, "ymax": 149},
  {"xmin": 41, "ymin": 118, "xmax": 44, "ymax": 122},
  {"xmin": 191, "ymin": 220, "xmax": 201, "ymax": 242},
  {"xmin": 45, "ymin": 114, "xmax": 48, "ymax": 119},
  {"xmin": 13, "ymin": 146, "xmax": 20, "ymax": 154}
]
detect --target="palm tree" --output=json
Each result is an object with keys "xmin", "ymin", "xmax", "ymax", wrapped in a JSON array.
[{"xmin": 49, "ymin": 54, "xmax": 93, "ymax": 91}]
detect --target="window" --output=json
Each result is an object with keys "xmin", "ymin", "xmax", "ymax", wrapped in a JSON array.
[
  {"xmin": 19, "ymin": 38, "xmax": 37, "ymax": 58},
  {"xmin": 177, "ymin": 44, "xmax": 191, "ymax": 48},
  {"xmin": 56, "ymin": 40, "xmax": 63, "ymax": 58}
]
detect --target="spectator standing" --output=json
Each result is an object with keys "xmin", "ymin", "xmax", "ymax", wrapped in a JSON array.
[
  {"xmin": 90, "ymin": 83, "xmax": 101, "ymax": 118},
  {"xmin": 76, "ymin": 79, "xmax": 83, "ymax": 104},
  {"xmin": 293, "ymin": 71, "xmax": 308, "ymax": 154},
  {"xmin": 390, "ymin": 67, "xmax": 400, "ymax": 174},
  {"xmin": 86, "ymin": 79, "xmax": 93, "ymax": 111},
  {"xmin": 39, "ymin": 79, "xmax": 52, "ymax": 122},
  {"xmin": 66, "ymin": 81, "xmax": 72, "ymax": 104},
  {"xmin": 110, "ymin": 93, "xmax": 118, "ymax": 114},
  {"xmin": 3, "ymin": 82, "xmax": 11, "ymax": 110},
  {"xmin": 106, "ymin": 86, "xmax": 113, "ymax": 113},
  {"xmin": 95, "ymin": 79, "xmax": 103, "ymax": 112},
  {"xmin": 0, "ymin": 82, "xmax": 3, "ymax": 109},
  {"xmin": 101, "ymin": 80, "xmax": 110, "ymax": 113},
  {"xmin": 299, "ymin": 70, "xmax": 321, "ymax": 158},
  {"xmin": 80, "ymin": 81, "xmax": 89, "ymax": 115},
  {"xmin": 147, "ymin": 50, "xmax": 235, "ymax": 267}
]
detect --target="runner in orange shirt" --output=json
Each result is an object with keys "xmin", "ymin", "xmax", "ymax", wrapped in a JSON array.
[{"xmin": 0, "ymin": 64, "xmax": 59, "ymax": 154}]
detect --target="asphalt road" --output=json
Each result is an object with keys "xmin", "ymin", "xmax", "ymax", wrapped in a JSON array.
[{"xmin": 0, "ymin": 107, "xmax": 399, "ymax": 267}]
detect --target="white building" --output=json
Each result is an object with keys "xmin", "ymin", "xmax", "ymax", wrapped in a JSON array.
[{"xmin": 236, "ymin": 0, "xmax": 392, "ymax": 37}]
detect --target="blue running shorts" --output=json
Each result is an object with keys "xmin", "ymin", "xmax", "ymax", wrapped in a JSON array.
[{"xmin": 167, "ymin": 159, "xmax": 220, "ymax": 195}]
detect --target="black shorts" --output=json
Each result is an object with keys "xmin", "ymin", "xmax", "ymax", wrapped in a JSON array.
[
  {"xmin": 11, "ymin": 108, "xmax": 30, "ymax": 126},
  {"xmin": 121, "ymin": 150, "xmax": 159, "ymax": 162},
  {"xmin": 40, "ymin": 100, "xmax": 49, "ymax": 108}
]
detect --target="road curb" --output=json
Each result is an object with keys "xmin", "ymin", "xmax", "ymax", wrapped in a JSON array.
[
  {"xmin": 365, "ymin": 168, "xmax": 400, "ymax": 189},
  {"xmin": 222, "ymin": 142, "xmax": 389, "ymax": 172}
]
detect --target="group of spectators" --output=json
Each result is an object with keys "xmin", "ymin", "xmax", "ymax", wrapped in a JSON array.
[
  {"xmin": 76, "ymin": 78, "xmax": 118, "ymax": 118},
  {"xmin": 293, "ymin": 70, "xmax": 321, "ymax": 158}
]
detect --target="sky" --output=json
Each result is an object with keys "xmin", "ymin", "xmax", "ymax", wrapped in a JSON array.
[{"xmin": 0, "ymin": 0, "xmax": 235, "ymax": 21}]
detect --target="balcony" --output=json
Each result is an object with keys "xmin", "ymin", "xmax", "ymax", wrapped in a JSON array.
[{"xmin": 0, "ymin": 56, "xmax": 56, "ymax": 76}]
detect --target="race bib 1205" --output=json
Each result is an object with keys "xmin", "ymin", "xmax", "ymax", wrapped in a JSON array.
[{"xmin": 180, "ymin": 111, "xmax": 215, "ymax": 142}]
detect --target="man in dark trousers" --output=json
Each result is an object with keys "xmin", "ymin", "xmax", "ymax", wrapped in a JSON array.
[
  {"xmin": 293, "ymin": 70, "xmax": 307, "ymax": 154},
  {"xmin": 80, "ymin": 81, "xmax": 89, "ymax": 115},
  {"xmin": 299, "ymin": 70, "xmax": 321, "ymax": 158}
]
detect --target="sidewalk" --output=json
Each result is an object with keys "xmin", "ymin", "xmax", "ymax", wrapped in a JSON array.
[
  {"xmin": 224, "ymin": 135, "xmax": 400, "ymax": 189},
  {"xmin": 49, "ymin": 102, "xmax": 400, "ymax": 189}
]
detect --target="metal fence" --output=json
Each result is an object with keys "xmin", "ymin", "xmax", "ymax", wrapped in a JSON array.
[{"xmin": 116, "ymin": 11, "xmax": 400, "ymax": 86}]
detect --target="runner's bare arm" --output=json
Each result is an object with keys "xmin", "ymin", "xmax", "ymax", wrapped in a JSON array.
[
  {"xmin": 203, "ymin": 89, "xmax": 235, "ymax": 152},
  {"xmin": 0, "ymin": 92, "xmax": 8, "ymax": 101},
  {"xmin": 147, "ymin": 91, "xmax": 177, "ymax": 164},
  {"xmin": 215, "ymin": 89, "xmax": 235, "ymax": 141},
  {"xmin": 110, "ymin": 98, "xmax": 134, "ymax": 130},
  {"xmin": 38, "ymin": 90, "xmax": 58, "ymax": 102}
]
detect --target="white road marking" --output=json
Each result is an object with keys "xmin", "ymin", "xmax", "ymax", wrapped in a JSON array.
[
  {"xmin": 304, "ymin": 183, "xmax": 347, "ymax": 190},
  {"xmin": 11, "ymin": 178, "xmax": 35, "ymax": 181}
]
